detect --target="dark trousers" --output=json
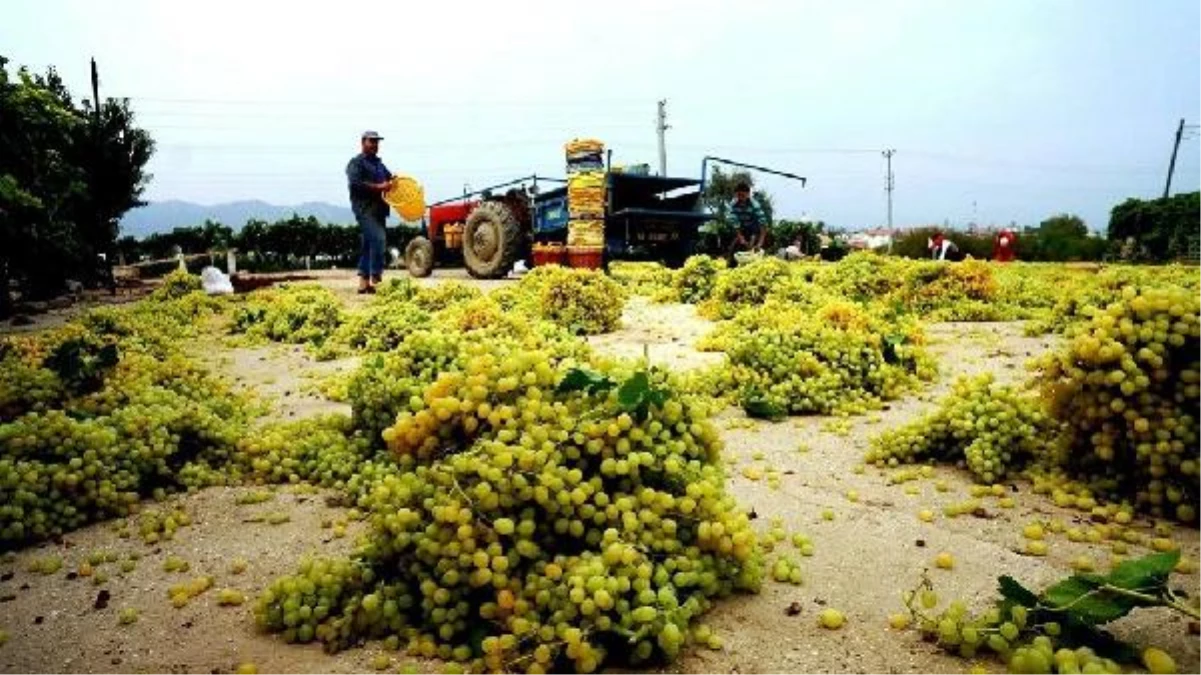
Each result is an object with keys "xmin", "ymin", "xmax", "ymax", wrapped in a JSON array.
[{"xmin": 355, "ymin": 210, "xmax": 387, "ymax": 279}]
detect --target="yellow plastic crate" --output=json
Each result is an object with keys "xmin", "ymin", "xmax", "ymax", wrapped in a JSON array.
[{"xmin": 384, "ymin": 175, "xmax": 426, "ymax": 222}]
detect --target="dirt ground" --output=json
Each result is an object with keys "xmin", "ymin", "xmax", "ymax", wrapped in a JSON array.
[{"xmin": 1, "ymin": 269, "xmax": 1198, "ymax": 675}]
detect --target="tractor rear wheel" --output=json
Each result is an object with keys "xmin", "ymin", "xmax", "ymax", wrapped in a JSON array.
[
  {"xmin": 463, "ymin": 201, "xmax": 522, "ymax": 279},
  {"xmin": 404, "ymin": 236, "xmax": 435, "ymax": 278}
]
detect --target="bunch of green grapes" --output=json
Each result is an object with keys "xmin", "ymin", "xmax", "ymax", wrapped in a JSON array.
[
  {"xmin": 411, "ymin": 281, "xmax": 484, "ymax": 312},
  {"xmin": 374, "ymin": 277, "xmax": 419, "ymax": 301},
  {"xmin": 0, "ymin": 300, "xmax": 251, "ymax": 548},
  {"xmin": 256, "ymin": 345, "xmax": 762, "ymax": 672},
  {"xmin": 230, "ymin": 283, "xmax": 344, "ymax": 347},
  {"xmin": 716, "ymin": 301, "xmax": 934, "ymax": 416},
  {"xmin": 697, "ymin": 257, "xmax": 794, "ymax": 320},
  {"xmin": 606, "ymin": 261, "xmax": 674, "ymax": 298},
  {"xmin": 812, "ymin": 251, "xmax": 908, "ymax": 303},
  {"xmin": 517, "ymin": 266, "xmax": 626, "ymax": 335},
  {"xmin": 670, "ymin": 255, "xmax": 726, "ymax": 304},
  {"xmin": 237, "ymin": 415, "xmax": 377, "ymax": 490},
  {"xmin": 149, "ymin": 269, "xmax": 203, "ymax": 301},
  {"xmin": 329, "ymin": 301, "xmax": 432, "ymax": 355},
  {"xmin": 866, "ymin": 374, "xmax": 1057, "ymax": 484},
  {"xmin": 906, "ymin": 586, "xmax": 1127, "ymax": 673},
  {"xmin": 345, "ymin": 329, "xmax": 468, "ymax": 444},
  {"xmin": 1034, "ymin": 285, "xmax": 1200, "ymax": 522}
]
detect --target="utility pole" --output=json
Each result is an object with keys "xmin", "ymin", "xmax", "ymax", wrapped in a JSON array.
[
  {"xmin": 656, "ymin": 100, "xmax": 669, "ymax": 176},
  {"xmin": 882, "ymin": 149, "xmax": 896, "ymax": 230},
  {"xmin": 1163, "ymin": 118, "xmax": 1185, "ymax": 199}
]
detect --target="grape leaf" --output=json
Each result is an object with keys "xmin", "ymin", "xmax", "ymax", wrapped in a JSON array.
[
  {"xmin": 997, "ymin": 575, "xmax": 1039, "ymax": 607},
  {"xmin": 882, "ymin": 334, "xmax": 906, "ymax": 365},
  {"xmin": 1042, "ymin": 575, "xmax": 1149, "ymax": 624},
  {"xmin": 1102, "ymin": 550, "xmax": 1179, "ymax": 591},
  {"xmin": 557, "ymin": 368, "xmax": 615, "ymax": 395},
  {"xmin": 617, "ymin": 372, "xmax": 651, "ymax": 409}
]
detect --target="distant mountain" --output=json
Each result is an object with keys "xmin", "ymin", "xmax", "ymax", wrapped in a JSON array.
[{"xmin": 119, "ymin": 200, "xmax": 377, "ymax": 238}]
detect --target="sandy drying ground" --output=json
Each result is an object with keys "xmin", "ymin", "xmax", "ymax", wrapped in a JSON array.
[{"xmin": 1, "ymin": 269, "xmax": 1198, "ymax": 675}]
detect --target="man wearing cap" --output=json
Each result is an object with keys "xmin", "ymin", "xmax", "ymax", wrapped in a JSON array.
[{"xmin": 346, "ymin": 131, "xmax": 393, "ymax": 294}]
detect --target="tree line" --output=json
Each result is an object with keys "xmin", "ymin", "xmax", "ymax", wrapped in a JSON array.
[{"xmin": 117, "ymin": 215, "xmax": 421, "ymax": 274}]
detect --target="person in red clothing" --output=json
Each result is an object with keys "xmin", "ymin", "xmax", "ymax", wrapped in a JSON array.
[{"xmin": 993, "ymin": 229, "xmax": 1017, "ymax": 262}]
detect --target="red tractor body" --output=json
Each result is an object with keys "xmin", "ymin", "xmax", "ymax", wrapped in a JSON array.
[{"xmin": 428, "ymin": 201, "xmax": 479, "ymax": 242}]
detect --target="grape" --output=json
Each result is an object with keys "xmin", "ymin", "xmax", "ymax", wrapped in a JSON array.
[
  {"xmin": 1024, "ymin": 541, "xmax": 1048, "ymax": 557},
  {"xmin": 1022, "ymin": 523, "xmax": 1045, "ymax": 541},
  {"xmin": 118, "ymin": 607, "xmax": 139, "ymax": 625},
  {"xmin": 934, "ymin": 552, "xmax": 954, "ymax": 570},
  {"xmin": 1143, "ymin": 647, "xmax": 1177, "ymax": 674},
  {"xmin": 235, "ymin": 663, "xmax": 258, "ymax": 675},
  {"xmin": 218, "ymin": 589, "xmax": 246, "ymax": 606},
  {"xmin": 817, "ymin": 608, "xmax": 845, "ymax": 630},
  {"xmin": 888, "ymin": 613, "xmax": 910, "ymax": 630}
]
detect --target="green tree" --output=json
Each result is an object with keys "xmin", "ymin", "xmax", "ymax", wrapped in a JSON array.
[
  {"xmin": 0, "ymin": 55, "xmax": 154, "ymax": 316},
  {"xmin": 1107, "ymin": 192, "xmax": 1199, "ymax": 262},
  {"xmin": 1022, "ymin": 213, "xmax": 1106, "ymax": 262}
]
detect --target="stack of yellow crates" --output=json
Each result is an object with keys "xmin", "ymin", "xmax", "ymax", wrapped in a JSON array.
[
  {"xmin": 567, "ymin": 171, "xmax": 605, "ymax": 219},
  {"xmin": 564, "ymin": 139, "xmax": 606, "ymax": 267},
  {"xmin": 566, "ymin": 219, "xmax": 603, "ymax": 247}
]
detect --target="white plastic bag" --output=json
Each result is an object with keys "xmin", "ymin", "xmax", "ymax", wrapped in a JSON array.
[{"xmin": 200, "ymin": 266, "xmax": 234, "ymax": 295}]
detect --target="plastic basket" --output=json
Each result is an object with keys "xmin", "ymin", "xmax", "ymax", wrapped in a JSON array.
[
  {"xmin": 384, "ymin": 175, "xmax": 425, "ymax": 221},
  {"xmin": 567, "ymin": 245, "xmax": 604, "ymax": 270}
]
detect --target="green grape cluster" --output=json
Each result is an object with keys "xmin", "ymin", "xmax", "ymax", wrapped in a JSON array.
[
  {"xmin": 812, "ymin": 251, "xmax": 908, "ymax": 303},
  {"xmin": 150, "ymin": 269, "xmax": 203, "ymax": 301},
  {"xmin": 697, "ymin": 257, "xmax": 794, "ymax": 320},
  {"xmin": 411, "ymin": 281, "xmax": 484, "ymax": 312},
  {"xmin": 668, "ymin": 256, "xmax": 726, "ymax": 304},
  {"xmin": 1035, "ymin": 285, "xmax": 1200, "ymax": 522},
  {"xmin": 328, "ymin": 301, "xmax": 433, "ymax": 355},
  {"xmin": 230, "ymin": 283, "xmax": 344, "ymax": 347},
  {"xmin": 237, "ymin": 414, "xmax": 376, "ymax": 490},
  {"xmin": 606, "ymin": 262, "xmax": 674, "ymax": 298},
  {"xmin": 0, "ymin": 297, "xmax": 250, "ymax": 549},
  {"xmin": 866, "ymin": 374, "xmax": 1057, "ymax": 484},
  {"xmin": 516, "ymin": 266, "xmax": 626, "ymax": 335},
  {"xmin": 346, "ymin": 330, "xmax": 468, "ymax": 443},
  {"xmin": 908, "ymin": 588, "xmax": 1125, "ymax": 674},
  {"xmin": 255, "ymin": 344, "xmax": 761, "ymax": 672},
  {"xmin": 711, "ymin": 301, "xmax": 934, "ymax": 416}
]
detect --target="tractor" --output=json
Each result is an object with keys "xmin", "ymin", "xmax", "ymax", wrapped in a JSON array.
[{"xmin": 401, "ymin": 151, "xmax": 806, "ymax": 278}]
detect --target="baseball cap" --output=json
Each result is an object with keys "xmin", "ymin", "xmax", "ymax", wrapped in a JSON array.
[{"xmin": 361, "ymin": 130, "xmax": 384, "ymax": 140}]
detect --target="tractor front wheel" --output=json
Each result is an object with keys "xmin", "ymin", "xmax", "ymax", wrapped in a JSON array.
[
  {"xmin": 463, "ymin": 201, "xmax": 522, "ymax": 279},
  {"xmin": 404, "ymin": 236, "xmax": 435, "ymax": 278}
]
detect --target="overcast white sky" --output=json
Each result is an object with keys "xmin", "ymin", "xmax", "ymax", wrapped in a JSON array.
[{"xmin": 3, "ymin": 0, "xmax": 1198, "ymax": 230}]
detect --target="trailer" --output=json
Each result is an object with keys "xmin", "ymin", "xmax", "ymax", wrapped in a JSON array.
[{"xmin": 400, "ymin": 149, "xmax": 805, "ymax": 278}]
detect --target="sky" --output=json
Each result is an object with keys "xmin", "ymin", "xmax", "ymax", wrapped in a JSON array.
[{"xmin": 2, "ymin": 0, "xmax": 1199, "ymax": 231}]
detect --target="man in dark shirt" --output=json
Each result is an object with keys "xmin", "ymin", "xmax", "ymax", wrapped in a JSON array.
[
  {"xmin": 346, "ymin": 130, "xmax": 393, "ymax": 294},
  {"xmin": 725, "ymin": 182, "xmax": 768, "ymax": 265}
]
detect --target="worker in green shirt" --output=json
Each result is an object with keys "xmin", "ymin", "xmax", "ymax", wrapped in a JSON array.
[{"xmin": 725, "ymin": 182, "xmax": 768, "ymax": 265}]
